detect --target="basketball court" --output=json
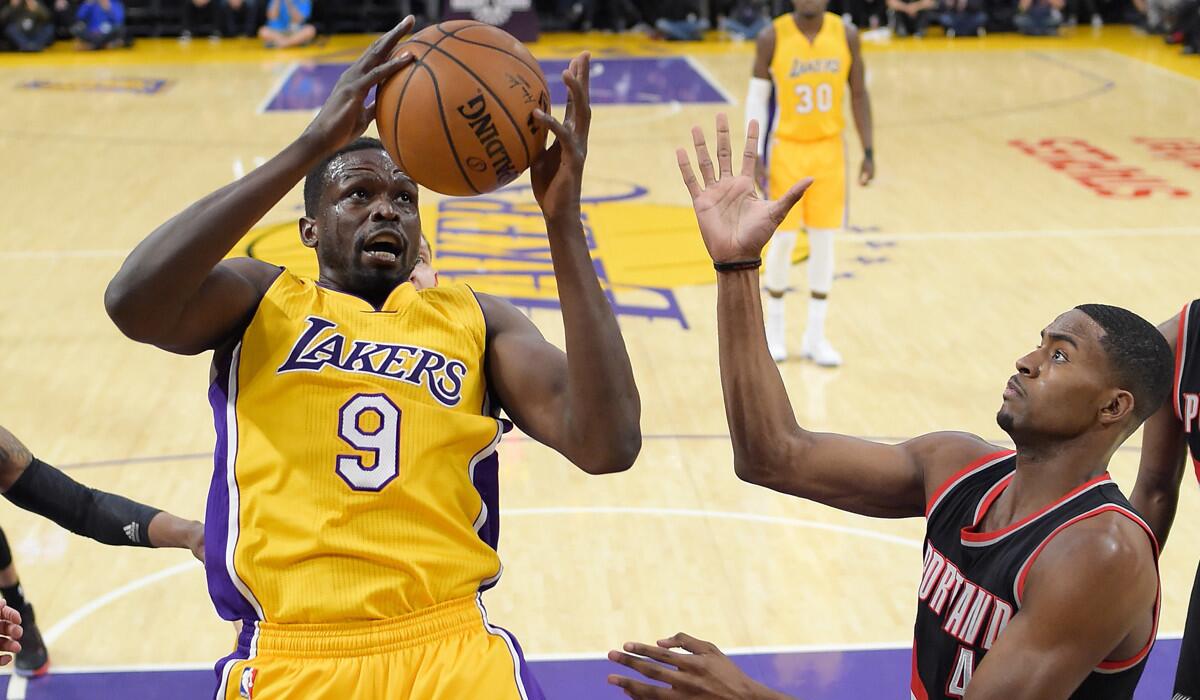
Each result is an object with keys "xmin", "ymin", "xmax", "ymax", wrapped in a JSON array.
[{"xmin": 0, "ymin": 22, "xmax": 1198, "ymax": 698}]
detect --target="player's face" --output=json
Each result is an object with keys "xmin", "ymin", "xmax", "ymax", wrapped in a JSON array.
[
  {"xmin": 301, "ymin": 149, "xmax": 422, "ymax": 303},
  {"xmin": 409, "ymin": 237, "xmax": 438, "ymax": 290},
  {"xmin": 996, "ymin": 310, "xmax": 1118, "ymax": 441},
  {"xmin": 793, "ymin": 0, "xmax": 829, "ymax": 17}
]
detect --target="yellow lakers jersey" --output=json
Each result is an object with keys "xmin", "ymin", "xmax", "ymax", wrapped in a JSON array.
[
  {"xmin": 769, "ymin": 12, "xmax": 851, "ymax": 143},
  {"xmin": 204, "ymin": 270, "xmax": 506, "ymax": 624}
]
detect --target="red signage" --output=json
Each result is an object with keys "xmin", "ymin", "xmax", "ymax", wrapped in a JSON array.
[
  {"xmin": 1134, "ymin": 137, "xmax": 1200, "ymax": 171},
  {"xmin": 1009, "ymin": 138, "xmax": 1189, "ymax": 199}
]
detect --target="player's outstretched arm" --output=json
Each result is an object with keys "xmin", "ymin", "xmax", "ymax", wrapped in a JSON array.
[
  {"xmin": 846, "ymin": 25, "xmax": 875, "ymax": 187},
  {"xmin": 0, "ymin": 425, "xmax": 204, "ymax": 562},
  {"xmin": 105, "ymin": 19, "xmax": 417, "ymax": 355},
  {"xmin": 682, "ymin": 116, "xmax": 993, "ymax": 518},
  {"xmin": 476, "ymin": 53, "xmax": 641, "ymax": 475},
  {"xmin": 1131, "ymin": 312, "xmax": 1187, "ymax": 546},
  {"xmin": 962, "ymin": 515, "xmax": 1157, "ymax": 699},
  {"xmin": 608, "ymin": 633, "xmax": 796, "ymax": 700}
]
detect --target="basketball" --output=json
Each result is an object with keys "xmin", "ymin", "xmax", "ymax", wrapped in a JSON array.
[{"xmin": 375, "ymin": 21, "xmax": 551, "ymax": 197}]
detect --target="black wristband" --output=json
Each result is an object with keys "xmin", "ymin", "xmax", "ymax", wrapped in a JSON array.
[
  {"xmin": 864, "ymin": 147, "xmax": 874, "ymax": 160},
  {"xmin": 713, "ymin": 258, "xmax": 762, "ymax": 272}
]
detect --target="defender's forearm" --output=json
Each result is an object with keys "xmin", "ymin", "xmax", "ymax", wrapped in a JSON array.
[{"xmin": 715, "ymin": 269, "xmax": 807, "ymax": 476}]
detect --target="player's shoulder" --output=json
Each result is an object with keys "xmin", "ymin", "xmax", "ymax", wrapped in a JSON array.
[
  {"xmin": 843, "ymin": 18, "xmax": 861, "ymax": 45},
  {"xmin": 755, "ymin": 20, "xmax": 777, "ymax": 54},
  {"xmin": 1030, "ymin": 507, "xmax": 1157, "ymax": 592},
  {"xmin": 906, "ymin": 431, "xmax": 1005, "ymax": 473},
  {"xmin": 1162, "ymin": 299, "xmax": 1200, "ymax": 354},
  {"xmin": 905, "ymin": 432, "xmax": 1006, "ymax": 508},
  {"xmin": 219, "ymin": 257, "xmax": 284, "ymax": 294},
  {"xmin": 417, "ymin": 282, "xmax": 485, "ymax": 316}
]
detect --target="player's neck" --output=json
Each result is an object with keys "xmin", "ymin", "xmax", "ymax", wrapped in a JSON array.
[
  {"xmin": 985, "ymin": 441, "xmax": 1111, "ymax": 529},
  {"xmin": 316, "ymin": 276, "xmax": 395, "ymax": 311},
  {"xmin": 792, "ymin": 11, "xmax": 825, "ymax": 37}
]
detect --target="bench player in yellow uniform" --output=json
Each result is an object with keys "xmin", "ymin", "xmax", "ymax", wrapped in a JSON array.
[
  {"xmin": 104, "ymin": 20, "xmax": 641, "ymax": 700},
  {"xmin": 746, "ymin": 0, "xmax": 875, "ymax": 366}
]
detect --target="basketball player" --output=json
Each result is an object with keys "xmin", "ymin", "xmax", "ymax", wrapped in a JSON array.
[
  {"xmin": 410, "ymin": 233, "xmax": 437, "ymax": 290},
  {"xmin": 104, "ymin": 19, "xmax": 640, "ymax": 700},
  {"xmin": 1130, "ymin": 300, "xmax": 1200, "ymax": 700},
  {"xmin": 746, "ymin": 0, "xmax": 875, "ymax": 366},
  {"xmin": 608, "ymin": 117, "xmax": 1166, "ymax": 699},
  {"xmin": 0, "ymin": 423, "xmax": 206, "ymax": 676}
]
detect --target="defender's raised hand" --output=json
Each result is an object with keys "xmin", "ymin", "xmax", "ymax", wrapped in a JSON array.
[
  {"xmin": 530, "ymin": 52, "xmax": 592, "ymax": 224},
  {"xmin": 303, "ymin": 17, "xmax": 416, "ymax": 154},
  {"xmin": 678, "ymin": 115, "xmax": 811, "ymax": 265}
]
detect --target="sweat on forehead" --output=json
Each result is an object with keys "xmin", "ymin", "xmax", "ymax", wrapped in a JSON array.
[{"xmin": 303, "ymin": 138, "xmax": 404, "ymax": 217}]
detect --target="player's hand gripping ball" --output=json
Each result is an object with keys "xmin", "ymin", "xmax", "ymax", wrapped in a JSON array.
[{"xmin": 375, "ymin": 21, "xmax": 551, "ymax": 196}]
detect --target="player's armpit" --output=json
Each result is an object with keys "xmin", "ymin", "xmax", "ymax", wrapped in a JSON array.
[
  {"xmin": 1130, "ymin": 395, "xmax": 1187, "ymax": 547},
  {"xmin": 745, "ymin": 429, "xmax": 994, "ymax": 519},
  {"xmin": 115, "ymin": 258, "xmax": 280, "ymax": 356},
  {"xmin": 476, "ymin": 293, "xmax": 640, "ymax": 475},
  {"xmin": 963, "ymin": 514, "xmax": 1158, "ymax": 700}
]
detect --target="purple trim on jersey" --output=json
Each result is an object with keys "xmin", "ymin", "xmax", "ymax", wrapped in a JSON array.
[
  {"xmin": 473, "ymin": 449, "xmax": 501, "ymax": 554},
  {"xmin": 500, "ymin": 624, "xmax": 547, "ymax": 700},
  {"xmin": 204, "ymin": 351, "xmax": 256, "ymax": 622},
  {"xmin": 211, "ymin": 621, "xmax": 257, "ymax": 696}
]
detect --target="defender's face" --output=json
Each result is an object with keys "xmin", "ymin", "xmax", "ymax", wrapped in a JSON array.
[
  {"xmin": 997, "ymin": 310, "xmax": 1114, "ymax": 440},
  {"xmin": 409, "ymin": 236, "xmax": 438, "ymax": 290},
  {"xmin": 303, "ymin": 149, "xmax": 422, "ymax": 300},
  {"xmin": 793, "ymin": 0, "xmax": 829, "ymax": 17}
]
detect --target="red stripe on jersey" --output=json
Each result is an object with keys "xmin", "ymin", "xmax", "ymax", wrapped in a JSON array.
[
  {"xmin": 1174, "ymin": 301, "xmax": 1190, "ymax": 422},
  {"xmin": 972, "ymin": 472, "xmax": 1014, "ymax": 525},
  {"xmin": 1013, "ymin": 505, "xmax": 1160, "ymax": 674},
  {"xmin": 911, "ymin": 644, "xmax": 930, "ymax": 700},
  {"xmin": 960, "ymin": 472, "xmax": 1112, "ymax": 545},
  {"xmin": 925, "ymin": 451, "xmax": 1014, "ymax": 518}
]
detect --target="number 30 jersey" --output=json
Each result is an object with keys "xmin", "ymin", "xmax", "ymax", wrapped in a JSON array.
[
  {"xmin": 769, "ymin": 12, "xmax": 850, "ymax": 143},
  {"xmin": 204, "ymin": 270, "xmax": 506, "ymax": 624}
]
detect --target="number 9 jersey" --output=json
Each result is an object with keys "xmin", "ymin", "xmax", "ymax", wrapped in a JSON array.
[{"xmin": 205, "ymin": 270, "xmax": 506, "ymax": 625}]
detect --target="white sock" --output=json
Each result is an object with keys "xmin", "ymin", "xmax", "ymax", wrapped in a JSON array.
[
  {"xmin": 767, "ymin": 294, "xmax": 786, "ymax": 334},
  {"xmin": 808, "ymin": 296, "xmax": 829, "ymax": 340},
  {"xmin": 807, "ymin": 228, "xmax": 836, "ymax": 293},
  {"xmin": 806, "ymin": 228, "xmax": 836, "ymax": 340},
  {"xmin": 764, "ymin": 230, "xmax": 798, "ymax": 293}
]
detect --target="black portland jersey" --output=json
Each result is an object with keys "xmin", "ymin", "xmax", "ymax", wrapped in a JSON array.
[
  {"xmin": 1173, "ymin": 300, "xmax": 1200, "ymax": 473},
  {"xmin": 911, "ymin": 451, "xmax": 1159, "ymax": 699}
]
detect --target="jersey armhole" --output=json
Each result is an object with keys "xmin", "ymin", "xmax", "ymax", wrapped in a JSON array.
[
  {"xmin": 1013, "ymin": 505, "xmax": 1160, "ymax": 673},
  {"xmin": 925, "ymin": 450, "xmax": 1015, "ymax": 519},
  {"xmin": 1174, "ymin": 301, "xmax": 1192, "ymax": 421},
  {"xmin": 464, "ymin": 284, "xmax": 501, "ymax": 419}
]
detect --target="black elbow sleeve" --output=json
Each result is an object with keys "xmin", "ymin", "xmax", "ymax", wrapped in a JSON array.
[{"xmin": 3, "ymin": 458, "xmax": 161, "ymax": 547}]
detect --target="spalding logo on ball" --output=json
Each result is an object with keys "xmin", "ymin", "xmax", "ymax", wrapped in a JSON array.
[{"xmin": 376, "ymin": 21, "xmax": 550, "ymax": 197}]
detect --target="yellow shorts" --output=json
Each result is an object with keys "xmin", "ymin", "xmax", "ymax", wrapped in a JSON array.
[
  {"xmin": 215, "ymin": 595, "xmax": 543, "ymax": 700},
  {"xmin": 767, "ymin": 135, "xmax": 847, "ymax": 231}
]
